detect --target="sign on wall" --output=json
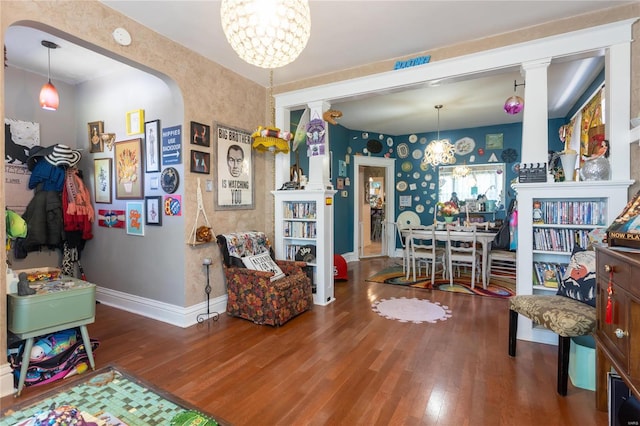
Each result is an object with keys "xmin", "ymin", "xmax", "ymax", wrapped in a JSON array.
[{"xmin": 161, "ymin": 125, "xmax": 182, "ymax": 165}]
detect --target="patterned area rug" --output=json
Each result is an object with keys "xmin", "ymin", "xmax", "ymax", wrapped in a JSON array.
[
  {"xmin": 372, "ymin": 297, "xmax": 452, "ymax": 323},
  {"xmin": 1, "ymin": 365, "xmax": 222, "ymax": 425},
  {"xmin": 366, "ymin": 266, "xmax": 515, "ymax": 299}
]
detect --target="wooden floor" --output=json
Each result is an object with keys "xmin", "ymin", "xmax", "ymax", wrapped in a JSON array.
[{"xmin": 2, "ymin": 257, "xmax": 608, "ymax": 425}]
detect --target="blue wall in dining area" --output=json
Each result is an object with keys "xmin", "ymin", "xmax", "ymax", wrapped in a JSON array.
[{"xmin": 326, "ymin": 118, "xmax": 567, "ymax": 255}]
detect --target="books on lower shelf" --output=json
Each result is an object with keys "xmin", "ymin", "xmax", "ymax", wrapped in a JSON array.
[
  {"xmin": 533, "ymin": 261, "xmax": 567, "ymax": 289},
  {"xmin": 533, "ymin": 227, "xmax": 591, "ymax": 252}
]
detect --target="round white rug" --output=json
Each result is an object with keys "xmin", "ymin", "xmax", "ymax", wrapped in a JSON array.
[{"xmin": 372, "ymin": 297, "xmax": 452, "ymax": 324}]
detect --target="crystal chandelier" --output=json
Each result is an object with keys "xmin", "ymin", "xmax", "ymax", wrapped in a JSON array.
[
  {"xmin": 504, "ymin": 80, "xmax": 525, "ymax": 115},
  {"xmin": 423, "ymin": 105, "xmax": 455, "ymax": 167},
  {"xmin": 220, "ymin": 0, "xmax": 311, "ymax": 69}
]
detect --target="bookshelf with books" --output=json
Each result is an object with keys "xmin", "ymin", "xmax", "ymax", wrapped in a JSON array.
[
  {"xmin": 273, "ymin": 189, "xmax": 336, "ymax": 306},
  {"xmin": 514, "ymin": 180, "xmax": 632, "ymax": 344}
]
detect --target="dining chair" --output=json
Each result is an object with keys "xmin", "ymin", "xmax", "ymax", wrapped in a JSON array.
[
  {"xmin": 488, "ymin": 248, "xmax": 517, "ymax": 281},
  {"xmin": 464, "ymin": 220, "xmax": 490, "ymax": 230},
  {"xmin": 446, "ymin": 225, "xmax": 482, "ymax": 288},
  {"xmin": 406, "ymin": 226, "xmax": 446, "ymax": 284},
  {"xmin": 395, "ymin": 221, "xmax": 410, "ymax": 274}
]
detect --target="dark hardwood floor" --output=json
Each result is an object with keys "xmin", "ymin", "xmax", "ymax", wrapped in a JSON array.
[{"xmin": 2, "ymin": 257, "xmax": 607, "ymax": 425}]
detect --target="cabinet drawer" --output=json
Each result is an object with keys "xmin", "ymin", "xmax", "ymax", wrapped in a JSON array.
[
  {"xmin": 596, "ymin": 280, "xmax": 629, "ymax": 368},
  {"xmin": 597, "ymin": 250, "xmax": 632, "ymax": 293}
]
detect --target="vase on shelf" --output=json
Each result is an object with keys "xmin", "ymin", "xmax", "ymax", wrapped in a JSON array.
[
  {"xmin": 444, "ymin": 216, "xmax": 454, "ymax": 223},
  {"xmin": 580, "ymin": 156, "xmax": 610, "ymax": 181},
  {"xmin": 559, "ymin": 153, "xmax": 578, "ymax": 181}
]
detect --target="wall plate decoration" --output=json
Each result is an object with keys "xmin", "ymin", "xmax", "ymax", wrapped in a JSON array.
[
  {"xmin": 401, "ymin": 161, "xmax": 413, "ymax": 172},
  {"xmin": 386, "ymin": 137, "xmax": 394, "ymax": 147},
  {"xmin": 396, "ymin": 181, "xmax": 408, "ymax": 192},
  {"xmin": 396, "ymin": 143, "xmax": 409, "ymax": 158},
  {"xmin": 367, "ymin": 139, "xmax": 383, "ymax": 154},
  {"xmin": 416, "ymin": 204, "xmax": 425, "ymax": 213},
  {"xmin": 412, "ymin": 149, "xmax": 423, "ymax": 160},
  {"xmin": 408, "ymin": 134, "xmax": 418, "ymax": 143},
  {"xmin": 161, "ymin": 167, "xmax": 180, "ymax": 193},
  {"xmin": 454, "ymin": 137, "xmax": 475, "ymax": 156},
  {"xmin": 501, "ymin": 148, "xmax": 518, "ymax": 163}
]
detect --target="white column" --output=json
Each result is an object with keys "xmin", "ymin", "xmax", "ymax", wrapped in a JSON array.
[
  {"xmin": 306, "ymin": 100, "xmax": 332, "ymax": 190},
  {"xmin": 520, "ymin": 59, "xmax": 551, "ymax": 165},
  {"xmin": 274, "ymin": 98, "xmax": 291, "ymax": 189},
  {"xmin": 606, "ymin": 42, "xmax": 631, "ymax": 181}
]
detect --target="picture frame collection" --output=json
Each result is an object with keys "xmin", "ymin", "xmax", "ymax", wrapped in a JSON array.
[{"xmin": 90, "ymin": 116, "xmax": 255, "ymax": 234}]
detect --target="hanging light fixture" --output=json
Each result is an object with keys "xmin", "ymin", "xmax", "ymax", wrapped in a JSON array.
[
  {"xmin": 39, "ymin": 40, "xmax": 59, "ymax": 111},
  {"xmin": 423, "ymin": 105, "xmax": 456, "ymax": 167},
  {"xmin": 504, "ymin": 80, "xmax": 525, "ymax": 115},
  {"xmin": 452, "ymin": 161, "xmax": 470, "ymax": 178},
  {"xmin": 220, "ymin": 0, "xmax": 311, "ymax": 69},
  {"xmin": 252, "ymin": 70, "xmax": 292, "ymax": 153}
]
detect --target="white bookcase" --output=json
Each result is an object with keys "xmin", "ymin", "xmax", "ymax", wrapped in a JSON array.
[
  {"xmin": 272, "ymin": 189, "xmax": 337, "ymax": 305},
  {"xmin": 514, "ymin": 180, "xmax": 632, "ymax": 344}
]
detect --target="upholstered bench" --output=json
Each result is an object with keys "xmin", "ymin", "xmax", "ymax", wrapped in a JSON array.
[{"xmin": 508, "ymin": 294, "xmax": 596, "ymax": 395}]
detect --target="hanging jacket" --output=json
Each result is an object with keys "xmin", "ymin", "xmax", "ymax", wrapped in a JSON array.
[
  {"xmin": 28, "ymin": 160, "xmax": 65, "ymax": 192},
  {"xmin": 13, "ymin": 184, "xmax": 63, "ymax": 257}
]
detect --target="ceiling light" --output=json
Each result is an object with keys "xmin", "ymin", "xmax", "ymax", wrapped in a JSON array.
[
  {"xmin": 452, "ymin": 162, "xmax": 470, "ymax": 178},
  {"xmin": 504, "ymin": 80, "xmax": 525, "ymax": 115},
  {"xmin": 423, "ymin": 105, "xmax": 455, "ymax": 167},
  {"xmin": 39, "ymin": 40, "xmax": 59, "ymax": 111},
  {"xmin": 220, "ymin": 0, "xmax": 311, "ymax": 69}
]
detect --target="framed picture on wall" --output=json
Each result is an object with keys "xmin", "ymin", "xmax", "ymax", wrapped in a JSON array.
[
  {"xmin": 190, "ymin": 150, "xmax": 210, "ymax": 174},
  {"xmin": 88, "ymin": 121, "xmax": 104, "ymax": 153},
  {"xmin": 144, "ymin": 120, "xmax": 161, "ymax": 173},
  {"xmin": 115, "ymin": 138, "xmax": 144, "ymax": 200},
  {"xmin": 126, "ymin": 109, "xmax": 145, "ymax": 135},
  {"xmin": 145, "ymin": 196, "xmax": 162, "ymax": 226},
  {"xmin": 126, "ymin": 201, "xmax": 145, "ymax": 236},
  {"xmin": 190, "ymin": 121, "xmax": 210, "ymax": 147},
  {"xmin": 93, "ymin": 158, "xmax": 112, "ymax": 204},
  {"xmin": 214, "ymin": 123, "xmax": 254, "ymax": 210}
]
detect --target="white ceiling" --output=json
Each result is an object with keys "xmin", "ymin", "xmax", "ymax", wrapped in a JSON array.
[{"xmin": 5, "ymin": 1, "xmax": 629, "ymax": 135}]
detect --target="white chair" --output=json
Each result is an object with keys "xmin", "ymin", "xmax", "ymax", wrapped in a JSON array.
[
  {"xmin": 488, "ymin": 249, "xmax": 517, "ymax": 281},
  {"xmin": 464, "ymin": 220, "xmax": 490, "ymax": 230},
  {"xmin": 406, "ymin": 226, "xmax": 446, "ymax": 284},
  {"xmin": 394, "ymin": 221, "xmax": 410, "ymax": 274},
  {"xmin": 446, "ymin": 225, "xmax": 482, "ymax": 288}
]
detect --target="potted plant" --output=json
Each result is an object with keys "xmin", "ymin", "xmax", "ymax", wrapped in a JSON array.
[{"xmin": 437, "ymin": 201, "xmax": 459, "ymax": 223}]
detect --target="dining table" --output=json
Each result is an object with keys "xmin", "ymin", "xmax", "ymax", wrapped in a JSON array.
[{"xmin": 401, "ymin": 225, "xmax": 498, "ymax": 289}]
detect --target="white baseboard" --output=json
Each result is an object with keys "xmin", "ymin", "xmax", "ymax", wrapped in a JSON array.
[
  {"xmin": 96, "ymin": 287, "xmax": 227, "ymax": 328},
  {"xmin": 0, "ymin": 362, "xmax": 15, "ymax": 397}
]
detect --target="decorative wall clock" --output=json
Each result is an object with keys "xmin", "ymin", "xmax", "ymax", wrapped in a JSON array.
[{"xmin": 161, "ymin": 167, "xmax": 179, "ymax": 194}]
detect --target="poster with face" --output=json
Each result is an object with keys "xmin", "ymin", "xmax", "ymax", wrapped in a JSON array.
[{"xmin": 214, "ymin": 123, "xmax": 254, "ymax": 210}]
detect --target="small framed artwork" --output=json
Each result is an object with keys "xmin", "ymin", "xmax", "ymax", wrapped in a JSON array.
[
  {"xmin": 190, "ymin": 121, "xmax": 210, "ymax": 147},
  {"xmin": 486, "ymin": 133, "xmax": 504, "ymax": 150},
  {"xmin": 190, "ymin": 150, "xmax": 210, "ymax": 174},
  {"xmin": 115, "ymin": 138, "xmax": 144, "ymax": 200},
  {"xmin": 214, "ymin": 122, "xmax": 254, "ymax": 210},
  {"xmin": 126, "ymin": 109, "xmax": 145, "ymax": 135},
  {"xmin": 144, "ymin": 120, "xmax": 161, "ymax": 173},
  {"xmin": 93, "ymin": 158, "xmax": 112, "ymax": 204},
  {"xmin": 145, "ymin": 196, "xmax": 162, "ymax": 226},
  {"xmin": 336, "ymin": 178, "xmax": 344, "ymax": 189},
  {"xmin": 89, "ymin": 121, "xmax": 104, "ymax": 153},
  {"xmin": 126, "ymin": 201, "xmax": 145, "ymax": 236}
]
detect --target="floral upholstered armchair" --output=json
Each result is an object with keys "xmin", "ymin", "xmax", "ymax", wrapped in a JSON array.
[{"xmin": 216, "ymin": 232, "xmax": 313, "ymax": 326}]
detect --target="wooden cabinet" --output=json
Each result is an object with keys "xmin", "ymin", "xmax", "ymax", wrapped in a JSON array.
[
  {"xmin": 595, "ymin": 246, "xmax": 640, "ymax": 411},
  {"xmin": 514, "ymin": 181, "xmax": 631, "ymax": 344}
]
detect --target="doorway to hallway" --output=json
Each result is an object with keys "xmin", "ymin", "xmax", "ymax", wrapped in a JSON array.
[{"xmin": 353, "ymin": 156, "xmax": 395, "ymax": 259}]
